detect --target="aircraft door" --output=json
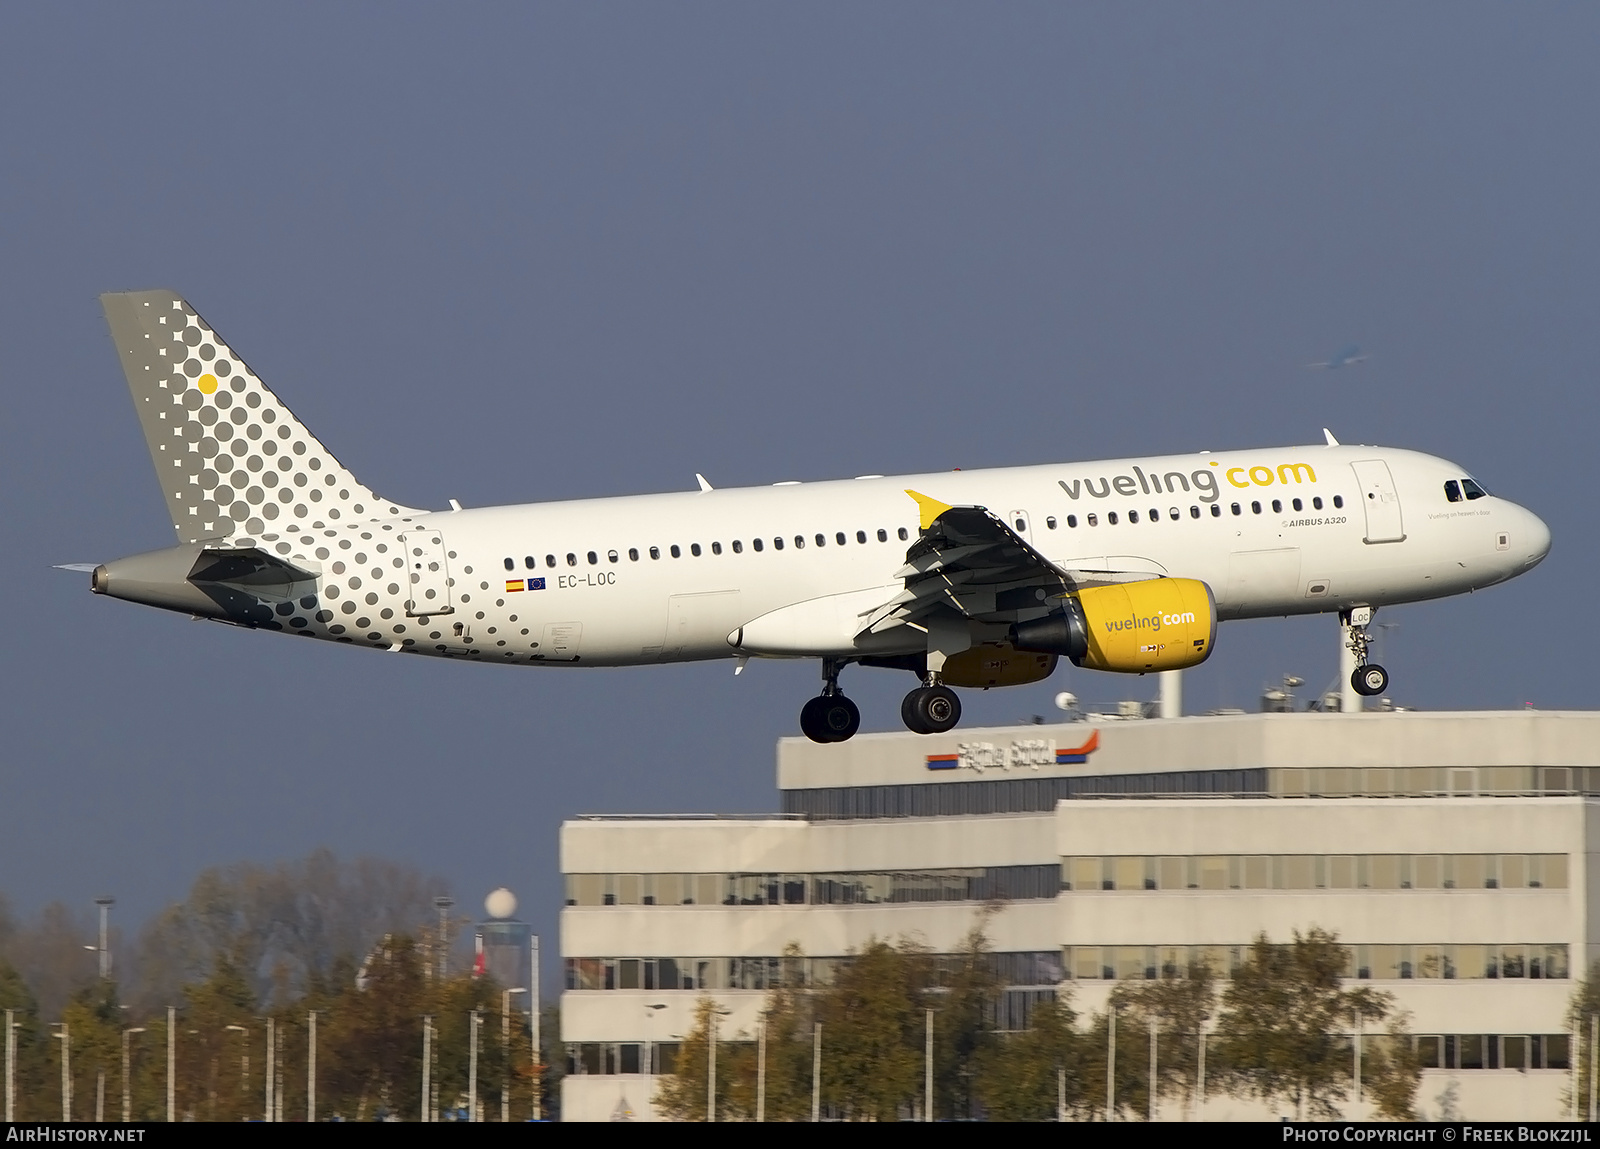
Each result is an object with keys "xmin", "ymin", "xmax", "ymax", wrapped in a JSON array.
[
  {"xmin": 1350, "ymin": 460, "xmax": 1406, "ymax": 544},
  {"xmin": 401, "ymin": 530, "xmax": 454, "ymax": 616},
  {"xmin": 1007, "ymin": 510, "xmax": 1034, "ymax": 542}
]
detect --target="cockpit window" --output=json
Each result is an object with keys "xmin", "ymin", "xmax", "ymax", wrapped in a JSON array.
[
  {"xmin": 1461, "ymin": 478, "xmax": 1489, "ymax": 500},
  {"xmin": 1444, "ymin": 480, "xmax": 1462, "ymax": 503}
]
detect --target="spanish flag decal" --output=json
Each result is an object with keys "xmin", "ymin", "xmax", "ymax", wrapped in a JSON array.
[{"xmin": 506, "ymin": 579, "xmax": 524, "ymax": 592}]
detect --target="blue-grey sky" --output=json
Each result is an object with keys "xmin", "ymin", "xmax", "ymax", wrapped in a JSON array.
[{"xmin": 2, "ymin": 4, "xmax": 1594, "ymax": 991}]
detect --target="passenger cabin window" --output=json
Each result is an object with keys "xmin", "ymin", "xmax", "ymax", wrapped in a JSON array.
[
  {"xmin": 525, "ymin": 556, "xmax": 537, "ymax": 569},
  {"xmin": 1272, "ymin": 500, "xmax": 1282, "ymax": 513},
  {"xmin": 1333, "ymin": 496, "xmax": 1344, "ymax": 509},
  {"xmin": 1210, "ymin": 505, "xmax": 1221, "ymax": 517},
  {"xmin": 628, "ymin": 548, "xmax": 639, "ymax": 561},
  {"xmin": 690, "ymin": 544, "xmax": 702, "ymax": 557},
  {"xmin": 897, "ymin": 528, "xmax": 909, "ymax": 541},
  {"xmin": 711, "ymin": 542, "xmax": 722, "ymax": 555},
  {"xmin": 856, "ymin": 530, "xmax": 867, "ymax": 544},
  {"xmin": 1067, "ymin": 515, "xmax": 1078, "ymax": 528},
  {"xmin": 1190, "ymin": 506, "xmax": 1200, "ymax": 519},
  {"xmin": 567, "ymin": 553, "xmax": 577, "ymax": 566},
  {"xmin": 836, "ymin": 532, "xmax": 847, "ymax": 546},
  {"xmin": 731, "ymin": 540, "xmax": 742, "ymax": 553},
  {"xmin": 649, "ymin": 547, "xmax": 661, "ymax": 560},
  {"xmin": 1313, "ymin": 497, "xmax": 1323, "ymax": 510},
  {"xmin": 1128, "ymin": 510, "xmax": 1139, "ymax": 523},
  {"xmin": 1231, "ymin": 503, "xmax": 1241, "ymax": 516},
  {"xmin": 1462, "ymin": 479, "xmax": 1488, "ymax": 500},
  {"xmin": 1108, "ymin": 512, "xmax": 1119, "ymax": 525},
  {"xmin": 1087, "ymin": 513, "xmax": 1098, "ymax": 526},
  {"xmin": 795, "ymin": 536, "xmax": 805, "ymax": 549},
  {"xmin": 670, "ymin": 545, "xmax": 681, "ymax": 558},
  {"xmin": 1014, "ymin": 517, "xmax": 1027, "ymax": 531},
  {"xmin": 1292, "ymin": 499, "xmax": 1303, "ymax": 512},
  {"xmin": 815, "ymin": 534, "xmax": 826, "ymax": 547},
  {"xmin": 774, "ymin": 537, "xmax": 785, "ymax": 550},
  {"xmin": 504, "ymin": 557, "xmax": 514, "ymax": 571},
  {"xmin": 546, "ymin": 554, "xmax": 557, "ymax": 567},
  {"xmin": 1150, "ymin": 508, "xmax": 1160, "ymax": 522},
  {"xmin": 877, "ymin": 529, "xmax": 888, "ymax": 542},
  {"xmin": 1251, "ymin": 501, "xmax": 1262, "ymax": 514},
  {"xmin": 587, "ymin": 551, "xmax": 598, "ymax": 565},
  {"xmin": 753, "ymin": 538, "xmax": 764, "ymax": 552},
  {"xmin": 608, "ymin": 550, "xmax": 619, "ymax": 563},
  {"xmin": 1046, "ymin": 517, "xmax": 1057, "ymax": 530}
]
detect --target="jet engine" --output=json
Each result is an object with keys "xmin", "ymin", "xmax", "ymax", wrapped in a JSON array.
[{"xmin": 1012, "ymin": 578, "xmax": 1216, "ymax": 673}]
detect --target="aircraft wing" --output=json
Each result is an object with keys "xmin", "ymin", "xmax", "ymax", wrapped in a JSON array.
[{"xmin": 857, "ymin": 491, "xmax": 1142, "ymax": 638}]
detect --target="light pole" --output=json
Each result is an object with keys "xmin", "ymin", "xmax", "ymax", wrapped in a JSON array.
[
  {"xmin": 52, "ymin": 1023, "xmax": 70, "ymax": 1122},
  {"xmin": 530, "ymin": 933, "xmax": 541, "ymax": 1120},
  {"xmin": 421, "ymin": 1017, "xmax": 433, "ymax": 1123},
  {"xmin": 307, "ymin": 1011, "xmax": 317, "ymax": 1123},
  {"xmin": 924, "ymin": 1008, "xmax": 934, "ymax": 1122},
  {"xmin": 811, "ymin": 1022, "xmax": 822, "ymax": 1122},
  {"xmin": 122, "ymin": 1028, "xmax": 145, "ymax": 1123},
  {"xmin": 224, "ymin": 1025, "xmax": 249, "ymax": 1106},
  {"xmin": 502, "ymin": 987, "xmax": 526, "ymax": 1122},
  {"xmin": 264, "ymin": 1017, "xmax": 275, "ymax": 1123},
  {"xmin": 6, "ymin": 1010, "xmax": 16, "ymax": 1122},
  {"xmin": 94, "ymin": 897, "xmax": 115, "ymax": 980},
  {"xmin": 1148, "ymin": 1016, "xmax": 1158, "ymax": 1123},
  {"xmin": 165, "ymin": 1007, "xmax": 175, "ymax": 1122},
  {"xmin": 468, "ymin": 1010, "xmax": 481, "ymax": 1122},
  {"xmin": 1105, "ymin": 1004, "xmax": 1116, "ymax": 1121},
  {"xmin": 434, "ymin": 897, "xmax": 455, "ymax": 981},
  {"xmin": 756, "ymin": 1011, "xmax": 767, "ymax": 1123},
  {"xmin": 706, "ymin": 1006, "xmax": 731, "ymax": 1122},
  {"xmin": 643, "ymin": 1002, "xmax": 666, "ymax": 1081}
]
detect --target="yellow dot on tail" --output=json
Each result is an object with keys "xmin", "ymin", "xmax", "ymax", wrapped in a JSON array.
[{"xmin": 197, "ymin": 374, "xmax": 218, "ymax": 395}]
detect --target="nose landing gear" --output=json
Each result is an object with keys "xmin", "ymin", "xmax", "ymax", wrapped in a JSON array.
[
  {"xmin": 1343, "ymin": 607, "xmax": 1390, "ymax": 697},
  {"xmin": 799, "ymin": 658, "xmax": 862, "ymax": 744}
]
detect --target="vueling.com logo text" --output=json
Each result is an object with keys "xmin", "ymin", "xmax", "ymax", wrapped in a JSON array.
[
  {"xmin": 1107, "ymin": 611, "xmax": 1197, "ymax": 633},
  {"xmin": 1058, "ymin": 461, "xmax": 1317, "ymax": 504}
]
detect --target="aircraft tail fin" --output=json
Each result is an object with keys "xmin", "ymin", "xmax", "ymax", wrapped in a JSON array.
[{"xmin": 100, "ymin": 290, "xmax": 419, "ymax": 545}]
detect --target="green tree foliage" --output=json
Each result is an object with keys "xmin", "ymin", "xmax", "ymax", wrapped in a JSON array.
[
  {"xmin": 1565, "ymin": 960, "xmax": 1600, "ymax": 1118},
  {"xmin": 973, "ymin": 995, "xmax": 1081, "ymax": 1120},
  {"xmin": 1213, "ymin": 929, "xmax": 1398, "ymax": 1120}
]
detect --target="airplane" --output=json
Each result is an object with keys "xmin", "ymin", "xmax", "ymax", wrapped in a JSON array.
[
  {"xmin": 81, "ymin": 290, "xmax": 1550, "ymax": 743},
  {"xmin": 1306, "ymin": 344, "xmax": 1369, "ymax": 369}
]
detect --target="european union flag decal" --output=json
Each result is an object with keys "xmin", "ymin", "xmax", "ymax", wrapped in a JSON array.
[{"xmin": 529, "ymin": 578, "xmax": 547, "ymax": 590}]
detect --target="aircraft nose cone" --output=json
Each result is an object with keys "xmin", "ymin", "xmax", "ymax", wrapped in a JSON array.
[{"xmin": 1520, "ymin": 507, "xmax": 1551, "ymax": 569}]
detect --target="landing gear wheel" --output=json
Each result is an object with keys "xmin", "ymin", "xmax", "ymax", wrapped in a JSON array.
[
  {"xmin": 1352, "ymin": 663, "xmax": 1389, "ymax": 697},
  {"xmin": 801, "ymin": 694, "xmax": 861, "ymax": 743},
  {"xmin": 902, "ymin": 685, "xmax": 962, "ymax": 734}
]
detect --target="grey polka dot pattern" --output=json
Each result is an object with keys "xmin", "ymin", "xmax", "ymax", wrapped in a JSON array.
[{"xmin": 101, "ymin": 290, "xmax": 418, "ymax": 547}]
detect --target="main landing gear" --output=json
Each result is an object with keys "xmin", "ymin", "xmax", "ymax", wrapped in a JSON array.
[
  {"xmin": 1344, "ymin": 607, "xmax": 1390, "ymax": 697},
  {"xmin": 800, "ymin": 658, "xmax": 861, "ymax": 744},
  {"xmin": 902, "ymin": 677, "xmax": 962, "ymax": 735}
]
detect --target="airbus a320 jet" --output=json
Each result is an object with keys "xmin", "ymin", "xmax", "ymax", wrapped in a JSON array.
[{"xmin": 82, "ymin": 291, "xmax": 1550, "ymax": 743}]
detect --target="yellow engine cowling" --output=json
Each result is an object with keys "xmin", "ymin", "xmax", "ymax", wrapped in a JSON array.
[
  {"xmin": 940, "ymin": 644, "xmax": 1057, "ymax": 688},
  {"xmin": 1075, "ymin": 578, "xmax": 1217, "ymax": 673}
]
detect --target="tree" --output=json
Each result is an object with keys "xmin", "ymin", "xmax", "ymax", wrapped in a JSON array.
[
  {"xmin": 652, "ymin": 997, "xmax": 736, "ymax": 1121},
  {"xmin": 1212, "ymin": 929, "xmax": 1394, "ymax": 1120},
  {"xmin": 974, "ymin": 994, "xmax": 1081, "ymax": 1120},
  {"xmin": 1112, "ymin": 959, "xmax": 1217, "ymax": 1116},
  {"xmin": 1363, "ymin": 1014, "xmax": 1422, "ymax": 1121},
  {"xmin": 817, "ymin": 939, "xmax": 930, "ymax": 1119}
]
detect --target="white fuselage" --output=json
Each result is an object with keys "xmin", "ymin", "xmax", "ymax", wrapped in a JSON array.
[{"xmin": 296, "ymin": 444, "xmax": 1546, "ymax": 668}]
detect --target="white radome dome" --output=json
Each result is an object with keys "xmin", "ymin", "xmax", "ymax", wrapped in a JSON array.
[{"xmin": 485, "ymin": 888, "xmax": 517, "ymax": 919}]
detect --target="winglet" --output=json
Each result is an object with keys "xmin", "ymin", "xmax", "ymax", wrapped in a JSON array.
[
  {"xmin": 1323, "ymin": 428, "xmax": 1340, "ymax": 447},
  {"xmin": 904, "ymin": 489, "xmax": 953, "ymax": 530},
  {"xmin": 695, "ymin": 474, "xmax": 714, "ymax": 492}
]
